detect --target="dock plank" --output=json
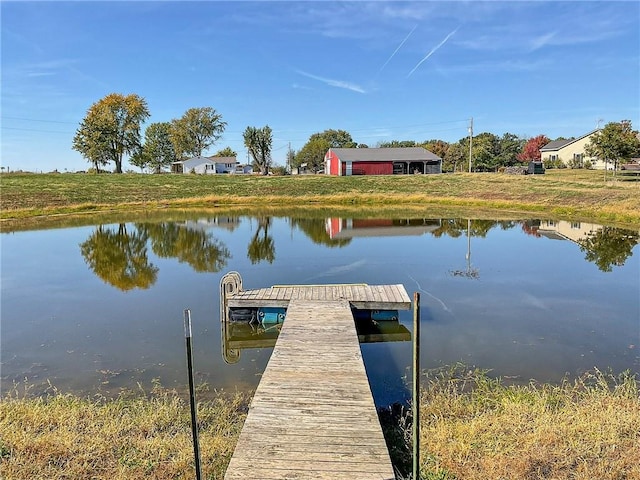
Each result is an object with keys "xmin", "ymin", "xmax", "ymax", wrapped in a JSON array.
[{"xmin": 224, "ymin": 299, "xmax": 395, "ymax": 480}]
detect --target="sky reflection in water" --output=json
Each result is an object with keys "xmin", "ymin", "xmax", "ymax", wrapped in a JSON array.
[{"xmin": 1, "ymin": 216, "xmax": 638, "ymax": 406}]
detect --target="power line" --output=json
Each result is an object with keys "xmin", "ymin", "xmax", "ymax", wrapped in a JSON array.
[{"xmin": 1, "ymin": 116, "xmax": 77, "ymax": 125}]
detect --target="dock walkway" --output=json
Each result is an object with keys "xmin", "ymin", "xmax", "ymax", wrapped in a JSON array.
[{"xmin": 222, "ymin": 275, "xmax": 409, "ymax": 479}]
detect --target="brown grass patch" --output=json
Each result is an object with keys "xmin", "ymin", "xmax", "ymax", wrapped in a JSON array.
[{"xmin": 419, "ymin": 366, "xmax": 640, "ymax": 480}]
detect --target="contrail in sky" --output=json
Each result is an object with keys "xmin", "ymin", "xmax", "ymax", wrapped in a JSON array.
[
  {"xmin": 376, "ymin": 24, "xmax": 418, "ymax": 78},
  {"xmin": 407, "ymin": 26, "xmax": 460, "ymax": 78},
  {"xmin": 295, "ymin": 69, "xmax": 366, "ymax": 94}
]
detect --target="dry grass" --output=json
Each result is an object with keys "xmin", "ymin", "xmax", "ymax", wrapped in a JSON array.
[
  {"xmin": 2, "ymin": 369, "xmax": 638, "ymax": 480},
  {"xmin": 418, "ymin": 366, "xmax": 640, "ymax": 480},
  {"xmin": 1, "ymin": 170, "xmax": 639, "ymax": 228},
  {"xmin": 0, "ymin": 383, "xmax": 249, "ymax": 480}
]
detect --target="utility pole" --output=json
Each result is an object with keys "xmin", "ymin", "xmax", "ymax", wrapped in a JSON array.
[{"xmin": 468, "ymin": 117, "xmax": 474, "ymax": 173}]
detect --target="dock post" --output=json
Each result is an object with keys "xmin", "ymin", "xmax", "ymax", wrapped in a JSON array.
[{"xmin": 412, "ymin": 292, "xmax": 421, "ymax": 480}]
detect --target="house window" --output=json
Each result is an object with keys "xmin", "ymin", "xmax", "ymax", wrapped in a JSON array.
[
  {"xmin": 226, "ymin": 163, "xmax": 234, "ymax": 168},
  {"xmin": 571, "ymin": 222, "xmax": 581, "ymax": 229},
  {"xmin": 549, "ymin": 155, "xmax": 557, "ymax": 161}
]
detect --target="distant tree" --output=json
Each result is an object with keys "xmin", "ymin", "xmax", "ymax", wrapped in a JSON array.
[
  {"xmin": 496, "ymin": 133, "xmax": 525, "ymax": 167},
  {"xmin": 170, "ymin": 107, "xmax": 226, "ymax": 159},
  {"xmin": 419, "ymin": 139, "xmax": 449, "ymax": 160},
  {"xmin": 518, "ymin": 135, "xmax": 550, "ymax": 163},
  {"xmin": 444, "ymin": 142, "xmax": 466, "ymax": 172},
  {"xmin": 585, "ymin": 120, "xmax": 640, "ymax": 173},
  {"xmin": 214, "ymin": 146, "xmax": 237, "ymax": 157},
  {"xmin": 136, "ymin": 122, "xmax": 176, "ymax": 173},
  {"xmin": 294, "ymin": 137, "xmax": 330, "ymax": 172},
  {"xmin": 471, "ymin": 132, "xmax": 500, "ymax": 171},
  {"xmin": 294, "ymin": 129, "xmax": 356, "ymax": 172},
  {"xmin": 73, "ymin": 93, "xmax": 150, "ymax": 173},
  {"xmin": 315, "ymin": 129, "xmax": 357, "ymax": 149},
  {"xmin": 357, "ymin": 143, "xmax": 369, "ymax": 148},
  {"xmin": 378, "ymin": 140, "xmax": 416, "ymax": 148},
  {"xmin": 243, "ymin": 125, "xmax": 273, "ymax": 175}
]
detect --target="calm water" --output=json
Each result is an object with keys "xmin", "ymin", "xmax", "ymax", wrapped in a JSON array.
[{"xmin": 1, "ymin": 215, "xmax": 638, "ymax": 406}]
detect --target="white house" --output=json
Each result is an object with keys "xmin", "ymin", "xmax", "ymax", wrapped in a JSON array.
[{"xmin": 171, "ymin": 156, "xmax": 252, "ymax": 174}]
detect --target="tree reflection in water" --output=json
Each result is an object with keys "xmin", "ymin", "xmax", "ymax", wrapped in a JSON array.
[
  {"xmin": 80, "ymin": 222, "xmax": 231, "ymax": 290},
  {"xmin": 79, "ymin": 217, "xmax": 638, "ymax": 291},
  {"xmin": 247, "ymin": 217, "xmax": 275, "ymax": 264},
  {"xmin": 138, "ymin": 222, "xmax": 230, "ymax": 272},
  {"xmin": 80, "ymin": 224, "xmax": 158, "ymax": 291}
]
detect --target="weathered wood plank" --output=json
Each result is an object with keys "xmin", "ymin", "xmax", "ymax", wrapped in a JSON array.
[{"xmin": 224, "ymin": 299, "xmax": 395, "ymax": 480}]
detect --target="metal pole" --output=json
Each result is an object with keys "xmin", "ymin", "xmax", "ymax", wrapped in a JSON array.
[
  {"xmin": 412, "ymin": 292, "xmax": 421, "ymax": 480},
  {"xmin": 184, "ymin": 309, "xmax": 202, "ymax": 480},
  {"xmin": 468, "ymin": 117, "xmax": 473, "ymax": 173}
]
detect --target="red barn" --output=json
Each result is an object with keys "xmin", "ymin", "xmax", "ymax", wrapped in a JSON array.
[{"xmin": 324, "ymin": 147, "xmax": 442, "ymax": 176}]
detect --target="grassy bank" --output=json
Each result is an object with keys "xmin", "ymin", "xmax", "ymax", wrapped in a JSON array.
[
  {"xmin": 1, "ymin": 170, "xmax": 639, "ymax": 228},
  {"xmin": 0, "ymin": 384, "xmax": 249, "ymax": 480},
  {"xmin": 2, "ymin": 369, "xmax": 638, "ymax": 480}
]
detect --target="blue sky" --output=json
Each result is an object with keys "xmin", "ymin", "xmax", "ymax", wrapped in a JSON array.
[{"xmin": 2, "ymin": 1, "xmax": 639, "ymax": 172}]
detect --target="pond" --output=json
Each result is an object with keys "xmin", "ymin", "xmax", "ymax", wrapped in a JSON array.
[{"xmin": 1, "ymin": 214, "xmax": 638, "ymax": 406}]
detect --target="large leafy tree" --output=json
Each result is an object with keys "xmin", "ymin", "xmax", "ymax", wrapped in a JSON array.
[
  {"xmin": 378, "ymin": 140, "xmax": 416, "ymax": 148},
  {"xmin": 585, "ymin": 120, "xmax": 640, "ymax": 172},
  {"xmin": 294, "ymin": 129, "xmax": 356, "ymax": 171},
  {"xmin": 214, "ymin": 146, "xmax": 237, "ymax": 157},
  {"xmin": 295, "ymin": 137, "xmax": 330, "ymax": 172},
  {"xmin": 496, "ymin": 133, "xmax": 525, "ymax": 167},
  {"xmin": 470, "ymin": 132, "xmax": 500, "ymax": 171},
  {"xmin": 420, "ymin": 139, "xmax": 449, "ymax": 160},
  {"xmin": 73, "ymin": 93, "xmax": 150, "ymax": 173},
  {"xmin": 243, "ymin": 125, "xmax": 273, "ymax": 175},
  {"xmin": 136, "ymin": 122, "xmax": 176, "ymax": 173},
  {"xmin": 518, "ymin": 135, "xmax": 550, "ymax": 163},
  {"xmin": 170, "ymin": 107, "xmax": 226, "ymax": 159},
  {"xmin": 444, "ymin": 142, "xmax": 467, "ymax": 172}
]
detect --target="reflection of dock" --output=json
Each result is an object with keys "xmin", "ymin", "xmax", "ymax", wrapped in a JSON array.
[{"xmin": 221, "ymin": 272, "xmax": 410, "ymax": 479}]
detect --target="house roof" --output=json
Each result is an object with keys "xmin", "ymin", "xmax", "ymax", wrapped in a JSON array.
[
  {"xmin": 327, "ymin": 147, "xmax": 441, "ymax": 162},
  {"xmin": 540, "ymin": 130, "xmax": 599, "ymax": 152},
  {"xmin": 172, "ymin": 156, "xmax": 238, "ymax": 165}
]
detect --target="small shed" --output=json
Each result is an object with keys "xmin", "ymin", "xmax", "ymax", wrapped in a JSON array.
[
  {"xmin": 324, "ymin": 147, "xmax": 442, "ymax": 176},
  {"xmin": 527, "ymin": 161, "xmax": 545, "ymax": 174}
]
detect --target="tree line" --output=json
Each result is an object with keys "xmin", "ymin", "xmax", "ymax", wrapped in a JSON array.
[
  {"xmin": 73, "ymin": 93, "xmax": 639, "ymax": 175},
  {"xmin": 288, "ymin": 124, "xmax": 640, "ymax": 173},
  {"xmin": 72, "ymin": 93, "xmax": 274, "ymax": 174}
]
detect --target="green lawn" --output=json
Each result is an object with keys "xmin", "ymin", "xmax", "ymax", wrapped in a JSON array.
[{"xmin": 1, "ymin": 170, "xmax": 638, "ymax": 228}]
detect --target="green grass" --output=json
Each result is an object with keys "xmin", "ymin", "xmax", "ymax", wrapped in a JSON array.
[{"xmin": 1, "ymin": 170, "xmax": 639, "ymax": 229}]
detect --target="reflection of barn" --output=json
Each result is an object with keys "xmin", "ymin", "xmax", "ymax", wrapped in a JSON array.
[
  {"xmin": 326, "ymin": 218, "xmax": 442, "ymax": 239},
  {"xmin": 325, "ymin": 147, "xmax": 442, "ymax": 176}
]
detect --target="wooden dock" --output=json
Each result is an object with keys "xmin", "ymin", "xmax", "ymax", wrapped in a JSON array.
[{"xmin": 221, "ymin": 273, "xmax": 410, "ymax": 479}]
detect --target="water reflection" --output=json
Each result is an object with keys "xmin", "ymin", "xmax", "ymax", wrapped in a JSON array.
[
  {"xmin": 247, "ymin": 217, "xmax": 275, "ymax": 264},
  {"xmin": 79, "ymin": 218, "xmax": 638, "ymax": 292},
  {"xmin": 2, "ymin": 213, "xmax": 638, "ymax": 404},
  {"xmin": 79, "ymin": 224, "xmax": 158, "ymax": 291}
]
